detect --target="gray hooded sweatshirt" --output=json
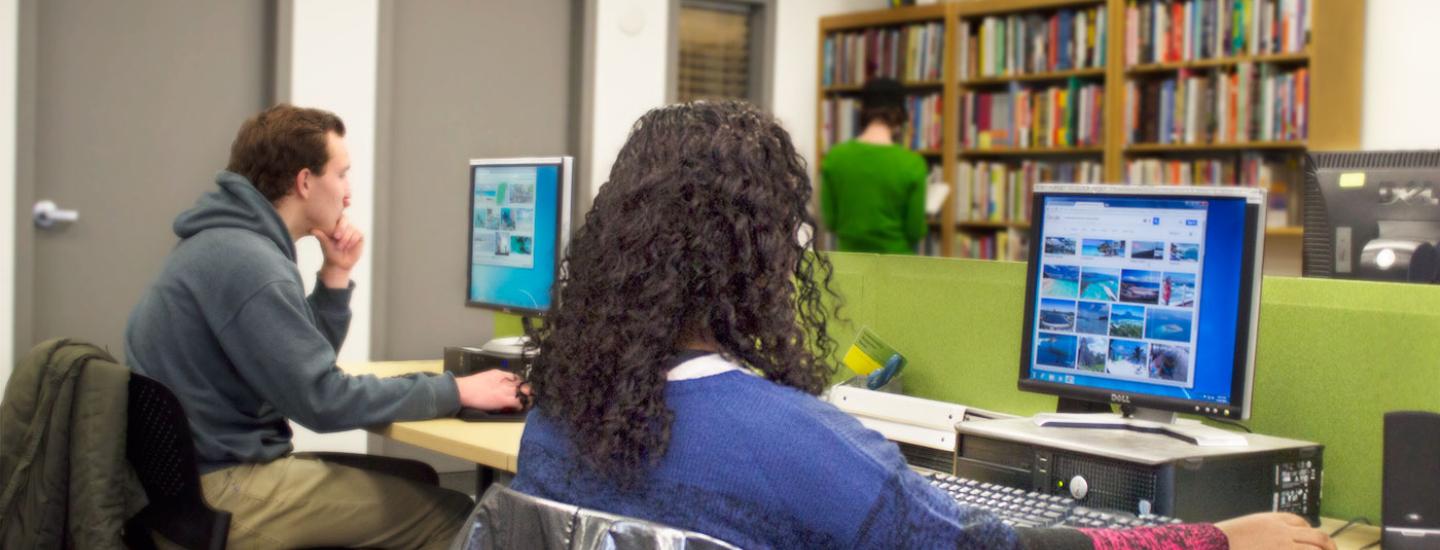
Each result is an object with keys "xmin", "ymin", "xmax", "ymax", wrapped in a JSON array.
[{"xmin": 126, "ymin": 171, "xmax": 460, "ymax": 472}]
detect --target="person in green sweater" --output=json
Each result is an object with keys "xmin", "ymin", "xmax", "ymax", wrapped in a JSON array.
[{"xmin": 821, "ymin": 78, "xmax": 929, "ymax": 254}]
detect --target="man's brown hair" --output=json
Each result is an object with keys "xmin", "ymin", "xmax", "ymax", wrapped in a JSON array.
[{"xmin": 226, "ymin": 104, "xmax": 346, "ymax": 202}]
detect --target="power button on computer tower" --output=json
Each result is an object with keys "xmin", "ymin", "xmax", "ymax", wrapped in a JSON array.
[{"xmin": 1070, "ymin": 476, "xmax": 1089, "ymax": 499}]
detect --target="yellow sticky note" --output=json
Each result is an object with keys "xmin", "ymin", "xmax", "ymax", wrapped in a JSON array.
[
  {"xmin": 1339, "ymin": 172, "xmax": 1366, "ymax": 189},
  {"xmin": 843, "ymin": 345, "xmax": 884, "ymax": 376}
]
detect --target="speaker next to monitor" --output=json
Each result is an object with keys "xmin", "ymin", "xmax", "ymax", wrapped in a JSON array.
[{"xmin": 1383, "ymin": 411, "xmax": 1440, "ymax": 550}]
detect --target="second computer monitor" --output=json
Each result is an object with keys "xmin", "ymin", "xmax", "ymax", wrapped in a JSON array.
[
  {"xmin": 1302, "ymin": 150, "xmax": 1440, "ymax": 283},
  {"xmin": 467, "ymin": 156, "xmax": 573, "ymax": 317},
  {"xmin": 1018, "ymin": 184, "xmax": 1266, "ymax": 420}
]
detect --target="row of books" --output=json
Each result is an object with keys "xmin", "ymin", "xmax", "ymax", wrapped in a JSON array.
[
  {"xmin": 955, "ymin": 229, "xmax": 1030, "ymax": 261},
  {"xmin": 958, "ymin": 160, "xmax": 1104, "ymax": 223},
  {"xmin": 1124, "ymin": 153, "xmax": 1300, "ymax": 225},
  {"xmin": 957, "ymin": 6, "xmax": 1107, "ymax": 79},
  {"xmin": 960, "ymin": 81, "xmax": 1105, "ymax": 150},
  {"xmin": 903, "ymin": 93, "xmax": 944, "ymax": 151},
  {"xmin": 821, "ymin": 22, "xmax": 946, "ymax": 87},
  {"xmin": 1124, "ymin": 64, "xmax": 1307, "ymax": 145},
  {"xmin": 820, "ymin": 93, "xmax": 943, "ymax": 152},
  {"xmin": 1124, "ymin": 0, "xmax": 1311, "ymax": 65}
]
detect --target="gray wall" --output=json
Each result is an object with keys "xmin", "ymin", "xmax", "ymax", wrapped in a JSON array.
[{"xmin": 374, "ymin": 0, "xmax": 579, "ymax": 359}]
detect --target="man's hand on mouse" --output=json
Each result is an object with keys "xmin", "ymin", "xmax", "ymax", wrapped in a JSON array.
[{"xmin": 456, "ymin": 369, "xmax": 531, "ymax": 411}]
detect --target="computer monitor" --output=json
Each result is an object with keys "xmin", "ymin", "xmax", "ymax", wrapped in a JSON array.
[
  {"xmin": 1302, "ymin": 150, "xmax": 1440, "ymax": 283},
  {"xmin": 1017, "ymin": 184, "xmax": 1266, "ymax": 446},
  {"xmin": 467, "ymin": 156, "xmax": 573, "ymax": 318}
]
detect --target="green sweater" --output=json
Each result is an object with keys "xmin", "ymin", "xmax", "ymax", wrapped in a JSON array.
[{"xmin": 820, "ymin": 140, "xmax": 928, "ymax": 254}]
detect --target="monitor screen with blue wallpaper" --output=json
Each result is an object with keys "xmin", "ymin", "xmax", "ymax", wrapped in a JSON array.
[
  {"xmin": 1019, "ymin": 184, "xmax": 1265, "ymax": 419},
  {"xmin": 467, "ymin": 157, "xmax": 571, "ymax": 316}
]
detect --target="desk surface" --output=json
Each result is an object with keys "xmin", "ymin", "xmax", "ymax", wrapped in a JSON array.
[
  {"xmin": 341, "ymin": 361, "xmax": 1381, "ymax": 549},
  {"xmin": 340, "ymin": 360, "xmax": 523, "ymax": 472}
]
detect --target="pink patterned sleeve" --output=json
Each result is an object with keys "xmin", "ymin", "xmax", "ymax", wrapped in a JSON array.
[{"xmin": 1080, "ymin": 523, "xmax": 1228, "ymax": 550}]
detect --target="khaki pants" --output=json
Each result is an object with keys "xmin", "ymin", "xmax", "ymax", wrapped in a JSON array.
[{"xmin": 195, "ymin": 455, "xmax": 473, "ymax": 550}]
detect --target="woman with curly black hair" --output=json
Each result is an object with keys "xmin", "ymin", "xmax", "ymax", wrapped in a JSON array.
[{"xmin": 508, "ymin": 101, "xmax": 1333, "ymax": 550}]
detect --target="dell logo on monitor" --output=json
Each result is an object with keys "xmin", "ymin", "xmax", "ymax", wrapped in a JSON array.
[
  {"xmin": 1110, "ymin": 394, "xmax": 1131, "ymax": 404},
  {"xmin": 1377, "ymin": 181, "xmax": 1440, "ymax": 206}
]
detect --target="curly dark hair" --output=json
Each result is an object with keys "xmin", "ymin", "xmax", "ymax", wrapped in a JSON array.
[{"xmin": 527, "ymin": 101, "xmax": 841, "ymax": 482}]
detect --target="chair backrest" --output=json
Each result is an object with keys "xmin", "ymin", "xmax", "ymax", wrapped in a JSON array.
[
  {"xmin": 452, "ymin": 485, "xmax": 740, "ymax": 550},
  {"xmin": 123, "ymin": 373, "xmax": 230, "ymax": 550}
]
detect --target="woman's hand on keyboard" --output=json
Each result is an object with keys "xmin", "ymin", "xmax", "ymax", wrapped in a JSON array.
[{"xmin": 1216, "ymin": 512, "xmax": 1336, "ymax": 550}]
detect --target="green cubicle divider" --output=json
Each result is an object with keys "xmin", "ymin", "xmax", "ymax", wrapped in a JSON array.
[
  {"xmin": 824, "ymin": 252, "xmax": 1440, "ymax": 522},
  {"xmin": 494, "ymin": 315, "xmax": 524, "ymax": 340},
  {"xmin": 495, "ymin": 251, "xmax": 1439, "ymax": 520}
]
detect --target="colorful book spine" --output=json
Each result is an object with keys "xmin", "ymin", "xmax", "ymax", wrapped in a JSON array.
[
  {"xmin": 1126, "ymin": 63, "xmax": 1306, "ymax": 145},
  {"xmin": 823, "ymin": 93, "xmax": 942, "ymax": 152},
  {"xmin": 959, "ymin": 5, "xmax": 1107, "ymax": 80},
  {"xmin": 823, "ymin": 21, "xmax": 945, "ymax": 87},
  {"xmin": 962, "ymin": 80, "xmax": 1104, "ymax": 150},
  {"xmin": 1126, "ymin": 0, "xmax": 1310, "ymax": 66},
  {"xmin": 957, "ymin": 160, "xmax": 1103, "ymax": 223},
  {"xmin": 1124, "ymin": 153, "xmax": 1300, "ymax": 225}
]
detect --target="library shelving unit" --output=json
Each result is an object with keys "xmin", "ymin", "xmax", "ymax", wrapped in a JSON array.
[
  {"xmin": 953, "ymin": 0, "xmax": 1112, "ymax": 260},
  {"xmin": 817, "ymin": 0, "xmax": 1364, "ymax": 265}
]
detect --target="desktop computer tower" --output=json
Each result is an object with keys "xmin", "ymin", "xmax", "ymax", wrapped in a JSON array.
[{"xmin": 954, "ymin": 418, "xmax": 1324, "ymax": 525}]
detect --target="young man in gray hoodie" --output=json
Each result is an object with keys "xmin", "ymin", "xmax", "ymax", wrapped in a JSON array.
[{"xmin": 126, "ymin": 104, "xmax": 522, "ymax": 549}]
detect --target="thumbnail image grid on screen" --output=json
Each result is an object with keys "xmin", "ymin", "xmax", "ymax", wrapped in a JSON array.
[
  {"xmin": 468, "ymin": 163, "xmax": 560, "ymax": 313},
  {"xmin": 1031, "ymin": 198, "xmax": 1207, "ymax": 394}
]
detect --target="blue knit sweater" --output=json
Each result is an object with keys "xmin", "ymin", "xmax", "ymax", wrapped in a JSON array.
[{"xmin": 511, "ymin": 368, "xmax": 1020, "ymax": 549}]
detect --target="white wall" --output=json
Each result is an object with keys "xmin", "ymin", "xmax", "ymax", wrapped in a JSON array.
[
  {"xmin": 0, "ymin": 0, "xmax": 16, "ymax": 392},
  {"xmin": 588, "ymin": 0, "xmax": 671, "ymax": 198},
  {"xmin": 1362, "ymin": 0, "xmax": 1440, "ymax": 150},
  {"xmin": 287, "ymin": 0, "xmax": 378, "ymax": 453}
]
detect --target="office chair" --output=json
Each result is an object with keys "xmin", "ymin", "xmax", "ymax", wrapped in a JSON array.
[
  {"xmin": 122, "ymin": 373, "xmax": 231, "ymax": 550},
  {"xmin": 454, "ymin": 485, "xmax": 740, "ymax": 550},
  {"xmin": 122, "ymin": 373, "xmax": 446, "ymax": 550}
]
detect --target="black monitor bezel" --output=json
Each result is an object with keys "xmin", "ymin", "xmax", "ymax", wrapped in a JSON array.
[
  {"xmin": 464, "ymin": 157, "xmax": 571, "ymax": 317},
  {"xmin": 1016, "ymin": 187, "xmax": 1262, "ymax": 420}
]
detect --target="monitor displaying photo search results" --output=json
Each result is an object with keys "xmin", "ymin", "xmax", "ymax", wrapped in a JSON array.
[
  {"xmin": 1019, "ymin": 184, "xmax": 1267, "ymax": 420},
  {"xmin": 467, "ymin": 157, "xmax": 573, "ymax": 316}
]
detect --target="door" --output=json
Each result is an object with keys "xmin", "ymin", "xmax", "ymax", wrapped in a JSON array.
[
  {"xmin": 15, "ymin": 0, "xmax": 275, "ymax": 357},
  {"xmin": 375, "ymin": 0, "xmax": 579, "ymax": 360}
]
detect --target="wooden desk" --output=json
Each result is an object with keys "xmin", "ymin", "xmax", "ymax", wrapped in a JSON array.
[
  {"xmin": 1320, "ymin": 518, "xmax": 1382, "ymax": 550},
  {"xmin": 341, "ymin": 362, "xmax": 1383, "ymax": 548},
  {"xmin": 339, "ymin": 361, "xmax": 523, "ymax": 475}
]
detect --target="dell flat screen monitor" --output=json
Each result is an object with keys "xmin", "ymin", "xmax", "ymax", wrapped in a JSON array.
[
  {"xmin": 467, "ymin": 157, "xmax": 573, "ymax": 317},
  {"xmin": 1302, "ymin": 150, "xmax": 1440, "ymax": 283},
  {"xmin": 1018, "ymin": 184, "xmax": 1266, "ymax": 438}
]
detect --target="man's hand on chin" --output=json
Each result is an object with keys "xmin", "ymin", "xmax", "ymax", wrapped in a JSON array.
[{"xmin": 314, "ymin": 215, "xmax": 365, "ymax": 289}]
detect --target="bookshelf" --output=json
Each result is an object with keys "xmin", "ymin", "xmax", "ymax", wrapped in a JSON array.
[
  {"xmin": 953, "ymin": 0, "xmax": 1111, "ymax": 260},
  {"xmin": 817, "ymin": 0, "xmax": 1364, "ymax": 265}
]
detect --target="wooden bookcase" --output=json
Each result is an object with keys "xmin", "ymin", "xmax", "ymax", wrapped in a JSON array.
[{"xmin": 816, "ymin": 0, "xmax": 1364, "ymax": 265}]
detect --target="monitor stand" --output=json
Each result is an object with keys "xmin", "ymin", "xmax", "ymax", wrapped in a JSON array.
[{"xmin": 1032, "ymin": 405, "xmax": 1249, "ymax": 447}]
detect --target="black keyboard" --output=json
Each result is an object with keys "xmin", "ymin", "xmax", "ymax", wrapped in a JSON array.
[{"xmin": 922, "ymin": 471, "xmax": 1185, "ymax": 529}]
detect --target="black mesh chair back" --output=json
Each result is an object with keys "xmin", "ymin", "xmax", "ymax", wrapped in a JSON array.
[{"xmin": 122, "ymin": 373, "xmax": 230, "ymax": 550}]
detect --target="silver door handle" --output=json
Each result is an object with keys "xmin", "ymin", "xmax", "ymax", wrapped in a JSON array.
[{"xmin": 33, "ymin": 200, "xmax": 79, "ymax": 229}]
